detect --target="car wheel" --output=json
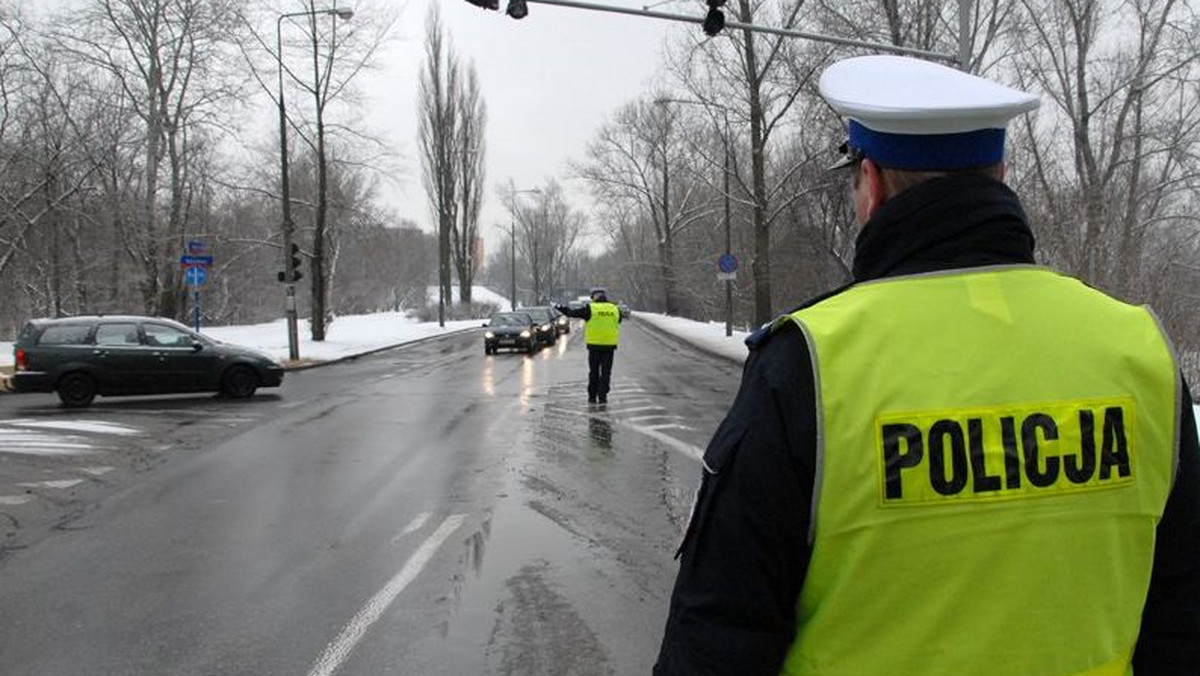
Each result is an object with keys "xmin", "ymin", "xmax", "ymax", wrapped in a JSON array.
[
  {"xmin": 57, "ymin": 373, "xmax": 97, "ymax": 408},
  {"xmin": 484, "ymin": 345, "xmax": 493, "ymax": 355},
  {"xmin": 220, "ymin": 366, "xmax": 259, "ymax": 399}
]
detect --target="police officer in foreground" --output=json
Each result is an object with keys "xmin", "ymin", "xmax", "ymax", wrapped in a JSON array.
[
  {"xmin": 654, "ymin": 55, "xmax": 1200, "ymax": 676},
  {"xmin": 555, "ymin": 288, "xmax": 623, "ymax": 403}
]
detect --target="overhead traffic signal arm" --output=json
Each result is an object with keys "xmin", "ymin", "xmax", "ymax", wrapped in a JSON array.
[{"xmin": 460, "ymin": 0, "xmax": 959, "ymax": 62}]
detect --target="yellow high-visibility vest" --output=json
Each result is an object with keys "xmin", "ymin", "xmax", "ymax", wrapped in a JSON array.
[
  {"xmin": 585, "ymin": 302, "xmax": 621, "ymax": 347},
  {"xmin": 779, "ymin": 266, "xmax": 1179, "ymax": 676}
]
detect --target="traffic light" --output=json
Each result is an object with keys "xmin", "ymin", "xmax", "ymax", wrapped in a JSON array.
[
  {"xmin": 703, "ymin": 0, "xmax": 726, "ymax": 36},
  {"xmin": 277, "ymin": 243, "xmax": 304, "ymax": 283},
  {"xmin": 464, "ymin": 0, "xmax": 499, "ymax": 8}
]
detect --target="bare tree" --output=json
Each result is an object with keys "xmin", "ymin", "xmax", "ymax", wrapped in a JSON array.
[
  {"xmin": 55, "ymin": 0, "xmax": 243, "ymax": 319},
  {"xmin": 418, "ymin": 6, "xmax": 459, "ymax": 327},
  {"xmin": 666, "ymin": 0, "xmax": 826, "ymax": 325},
  {"xmin": 576, "ymin": 97, "xmax": 711, "ymax": 315},
  {"xmin": 452, "ymin": 63, "xmax": 486, "ymax": 306},
  {"xmin": 505, "ymin": 180, "xmax": 584, "ymax": 304},
  {"xmin": 1010, "ymin": 0, "xmax": 1200, "ymax": 305}
]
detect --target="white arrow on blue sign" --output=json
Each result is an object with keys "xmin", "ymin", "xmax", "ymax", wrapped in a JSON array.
[{"xmin": 184, "ymin": 267, "xmax": 208, "ymax": 285}]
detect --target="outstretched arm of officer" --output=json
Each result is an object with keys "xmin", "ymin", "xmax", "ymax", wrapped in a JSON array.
[
  {"xmin": 1132, "ymin": 378, "xmax": 1200, "ymax": 674},
  {"xmin": 653, "ymin": 326, "xmax": 817, "ymax": 675},
  {"xmin": 556, "ymin": 304, "xmax": 589, "ymax": 320}
]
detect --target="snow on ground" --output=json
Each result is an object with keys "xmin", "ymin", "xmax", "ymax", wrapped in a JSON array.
[
  {"xmin": 425, "ymin": 285, "xmax": 510, "ymax": 309},
  {"xmin": 203, "ymin": 313, "xmax": 481, "ymax": 364},
  {"xmin": 636, "ymin": 312, "xmax": 751, "ymax": 364}
]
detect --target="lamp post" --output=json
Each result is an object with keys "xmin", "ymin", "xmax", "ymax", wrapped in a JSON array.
[
  {"xmin": 507, "ymin": 187, "xmax": 541, "ymax": 310},
  {"xmin": 655, "ymin": 97, "xmax": 735, "ymax": 336},
  {"xmin": 276, "ymin": 6, "xmax": 353, "ymax": 361}
]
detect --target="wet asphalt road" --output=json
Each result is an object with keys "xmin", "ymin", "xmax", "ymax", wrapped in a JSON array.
[{"xmin": 0, "ymin": 319, "xmax": 742, "ymax": 675}]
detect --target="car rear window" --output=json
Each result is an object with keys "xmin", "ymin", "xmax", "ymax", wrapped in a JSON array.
[{"xmin": 37, "ymin": 324, "xmax": 92, "ymax": 346}]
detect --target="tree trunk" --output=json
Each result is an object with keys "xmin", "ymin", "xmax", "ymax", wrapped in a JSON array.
[{"xmin": 739, "ymin": 0, "xmax": 772, "ymax": 325}]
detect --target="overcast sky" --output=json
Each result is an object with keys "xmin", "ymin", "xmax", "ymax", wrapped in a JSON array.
[{"xmin": 366, "ymin": 0, "xmax": 689, "ymax": 253}]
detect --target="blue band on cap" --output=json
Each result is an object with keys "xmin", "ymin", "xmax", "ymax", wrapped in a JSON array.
[{"xmin": 848, "ymin": 120, "xmax": 1006, "ymax": 170}]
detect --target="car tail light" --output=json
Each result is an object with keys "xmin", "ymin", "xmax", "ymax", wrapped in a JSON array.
[{"xmin": 15, "ymin": 347, "xmax": 27, "ymax": 371}]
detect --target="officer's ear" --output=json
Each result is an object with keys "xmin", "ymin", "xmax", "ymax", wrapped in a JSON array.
[{"xmin": 854, "ymin": 159, "xmax": 889, "ymax": 224}]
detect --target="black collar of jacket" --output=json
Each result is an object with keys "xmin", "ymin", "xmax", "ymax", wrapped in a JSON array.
[
  {"xmin": 745, "ymin": 174, "xmax": 1037, "ymax": 351},
  {"xmin": 851, "ymin": 173, "xmax": 1036, "ymax": 282}
]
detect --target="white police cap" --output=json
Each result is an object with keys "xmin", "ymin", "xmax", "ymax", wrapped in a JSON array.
[{"xmin": 819, "ymin": 55, "xmax": 1040, "ymax": 170}]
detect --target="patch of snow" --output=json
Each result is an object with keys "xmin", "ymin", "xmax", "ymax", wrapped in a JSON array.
[
  {"xmin": 203, "ymin": 314, "xmax": 481, "ymax": 364},
  {"xmin": 636, "ymin": 312, "xmax": 751, "ymax": 364},
  {"xmin": 425, "ymin": 285, "xmax": 511, "ymax": 309}
]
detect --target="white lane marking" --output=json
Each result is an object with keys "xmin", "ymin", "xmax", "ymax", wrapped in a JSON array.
[
  {"xmin": 80, "ymin": 466, "xmax": 115, "ymax": 476},
  {"xmin": 306, "ymin": 514, "xmax": 466, "ymax": 676},
  {"xmin": 280, "ymin": 399, "xmax": 310, "ymax": 409},
  {"xmin": 626, "ymin": 414, "xmax": 676, "ymax": 423},
  {"xmin": 608, "ymin": 397, "xmax": 655, "ymax": 406},
  {"xmin": 392, "ymin": 511, "xmax": 432, "ymax": 542},
  {"xmin": 546, "ymin": 406, "xmax": 705, "ymax": 464},
  {"xmin": 3, "ymin": 420, "xmax": 139, "ymax": 436},
  {"xmin": 602, "ymin": 405, "xmax": 662, "ymax": 415},
  {"xmin": 626, "ymin": 424, "xmax": 704, "ymax": 463},
  {"xmin": 18, "ymin": 479, "xmax": 84, "ymax": 490},
  {"xmin": 643, "ymin": 423, "xmax": 695, "ymax": 432},
  {"xmin": 0, "ymin": 444, "xmax": 96, "ymax": 456},
  {"xmin": 0, "ymin": 495, "xmax": 33, "ymax": 506}
]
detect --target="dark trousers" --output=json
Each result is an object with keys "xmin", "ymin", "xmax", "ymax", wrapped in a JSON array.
[{"xmin": 587, "ymin": 348, "xmax": 615, "ymax": 400}]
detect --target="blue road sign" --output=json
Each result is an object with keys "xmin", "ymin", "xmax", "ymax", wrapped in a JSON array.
[
  {"xmin": 187, "ymin": 240, "xmax": 206, "ymax": 254},
  {"xmin": 718, "ymin": 253, "xmax": 738, "ymax": 273},
  {"xmin": 180, "ymin": 254, "xmax": 214, "ymax": 266},
  {"xmin": 184, "ymin": 267, "xmax": 207, "ymax": 285}
]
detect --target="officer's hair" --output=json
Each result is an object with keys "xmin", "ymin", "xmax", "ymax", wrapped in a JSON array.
[{"xmin": 852, "ymin": 162, "xmax": 1004, "ymax": 198}]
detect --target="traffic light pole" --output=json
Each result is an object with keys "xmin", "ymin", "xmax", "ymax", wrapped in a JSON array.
[
  {"xmin": 277, "ymin": 14, "xmax": 301, "ymax": 362},
  {"xmin": 512, "ymin": 0, "xmax": 960, "ymax": 65}
]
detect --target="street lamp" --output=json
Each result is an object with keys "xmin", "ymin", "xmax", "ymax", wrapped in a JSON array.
[
  {"xmin": 655, "ymin": 97, "xmax": 735, "ymax": 336},
  {"xmin": 507, "ymin": 186, "xmax": 542, "ymax": 310},
  {"xmin": 276, "ymin": 6, "xmax": 353, "ymax": 361}
]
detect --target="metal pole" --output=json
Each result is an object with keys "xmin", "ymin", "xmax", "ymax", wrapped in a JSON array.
[
  {"xmin": 723, "ymin": 112, "xmax": 732, "ymax": 338},
  {"xmin": 277, "ymin": 15, "xmax": 300, "ymax": 362},
  {"xmin": 958, "ymin": 0, "xmax": 972, "ymax": 70},
  {"xmin": 522, "ymin": 0, "xmax": 959, "ymax": 63},
  {"xmin": 510, "ymin": 217, "xmax": 517, "ymax": 310},
  {"xmin": 193, "ymin": 288, "xmax": 201, "ymax": 333}
]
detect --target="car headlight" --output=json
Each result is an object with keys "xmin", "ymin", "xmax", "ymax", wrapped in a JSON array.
[
  {"xmin": 541, "ymin": 324, "xmax": 552, "ymax": 331},
  {"xmin": 557, "ymin": 317, "xmax": 567, "ymax": 324},
  {"xmin": 520, "ymin": 330, "xmax": 531, "ymax": 338},
  {"xmin": 485, "ymin": 331, "xmax": 495, "ymax": 339}
]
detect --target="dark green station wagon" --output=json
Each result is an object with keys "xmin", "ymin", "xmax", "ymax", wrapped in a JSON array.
[{"xmin": 11, "ymin": 316, "xmax": 284, "ymax": 407}]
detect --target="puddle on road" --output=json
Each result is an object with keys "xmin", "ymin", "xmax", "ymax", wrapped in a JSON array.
[{"xmin": 436, "ymin": 487, "xmax": 614, "ymax": 676}]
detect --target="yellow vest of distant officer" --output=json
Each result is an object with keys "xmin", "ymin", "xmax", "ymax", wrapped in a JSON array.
[
  {"xmin": 585, "ymin": 302, "xmax": 621, "ymax": 347},
  {"xmin": 778, "ymin": 266, "xmax": 1179, "ymax": 676}
]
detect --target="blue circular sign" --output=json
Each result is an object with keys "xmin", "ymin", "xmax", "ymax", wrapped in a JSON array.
[{"xmin": 718, "ymin": 253, "xmax": 738, "ymax": 273}]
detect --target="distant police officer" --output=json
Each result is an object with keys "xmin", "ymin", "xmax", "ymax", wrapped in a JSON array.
[
  {"xmin": 654, "ymin": 55, "xmax": 1200, "ymax": 676},
  {"xmin": 556, "ymin": 288, "xmax": 623, "ymax": 403}
]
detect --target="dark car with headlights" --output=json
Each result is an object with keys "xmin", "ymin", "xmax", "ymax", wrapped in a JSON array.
[
  {"xmin": 521, "ymin": 306, "xmax": 561, "ymax": 345},
  {"xmin": 483, "ymin": 312, "xmax": 538, "ymax": 355},
  {"xmin": 11, "ymin": 316, "xmax": 284, "ymax": 407}
]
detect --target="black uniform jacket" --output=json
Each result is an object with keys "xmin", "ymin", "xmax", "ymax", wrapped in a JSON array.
[{"xmin": 653, "ymin": 174, "xmax": 1200, "ymax": 676}]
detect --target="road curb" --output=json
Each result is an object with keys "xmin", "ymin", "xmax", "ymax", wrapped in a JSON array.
[
  {"xmin": 282, "ymin": 326, "xmax": 481, "ymax": 371},
  {"xmin": 632, "ymin": 315, "xmax": 747, "ymax": 367}
]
